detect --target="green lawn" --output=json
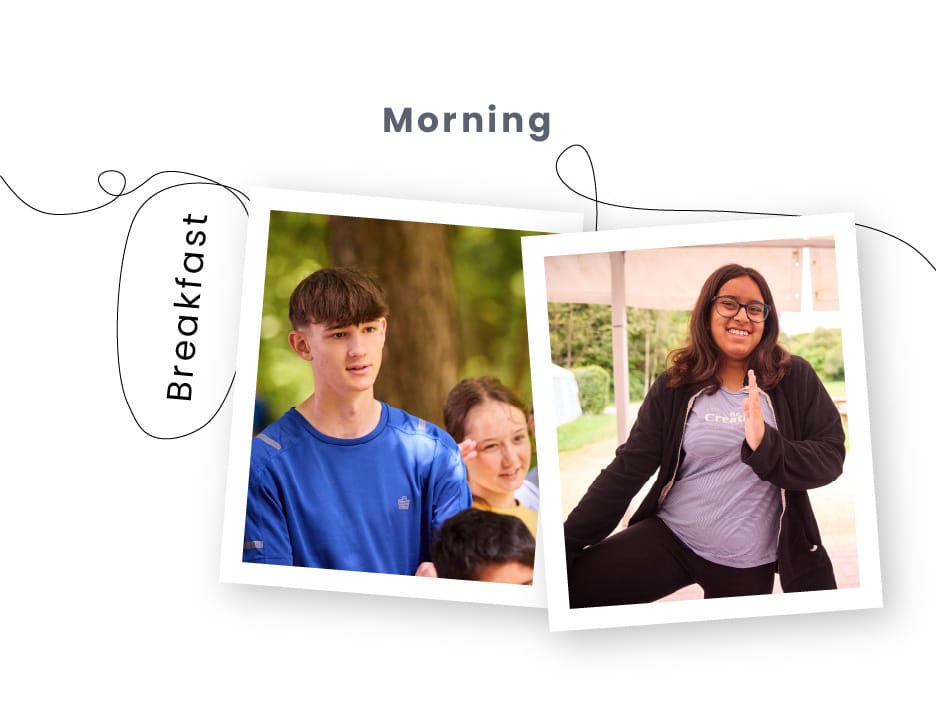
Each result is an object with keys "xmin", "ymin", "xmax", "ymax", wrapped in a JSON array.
[{"xmin": 556, "ymin": 414, "xmax": 617, "ymax": 453}]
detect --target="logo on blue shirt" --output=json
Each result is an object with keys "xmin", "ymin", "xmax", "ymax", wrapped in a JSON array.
[{"xmin": 397, "ymin": 496, "xmax": 411, "ymax": 510}]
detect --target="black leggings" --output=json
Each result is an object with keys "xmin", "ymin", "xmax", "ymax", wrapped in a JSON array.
[{"xmin": 567, "ymin": 516, "xmax": 777, "ymax": 608}]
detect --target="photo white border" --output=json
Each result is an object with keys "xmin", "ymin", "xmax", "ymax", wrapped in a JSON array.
[
  {"xmin": 219, "ymin": 187, "xmax": 584, "ymax": 608},
  {"xmin": 521, "ymin": 212, "xmax": 883, "ymax": 630}
]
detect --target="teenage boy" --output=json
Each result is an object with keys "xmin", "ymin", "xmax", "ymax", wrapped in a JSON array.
[
  {"xmin": 243, "ymin": 267, "xmax": 472, "ymax": 575},
  {"xmin": 431, "ymin": 508, "xmax": 535, "ymax": 585}
]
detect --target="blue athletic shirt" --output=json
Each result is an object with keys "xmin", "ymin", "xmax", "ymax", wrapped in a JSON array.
[{"xmin": 243, "ymin": 402, "xmax": 472, "ymax": 575}]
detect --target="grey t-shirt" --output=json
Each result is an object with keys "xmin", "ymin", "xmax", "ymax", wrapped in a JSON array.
[{"xmin": 657, "ymin": 386, "xmax": 781, "ymax": 568}]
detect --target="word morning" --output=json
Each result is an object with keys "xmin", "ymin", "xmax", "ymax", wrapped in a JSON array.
[{"xmin": 384, "ymin": 105, "xmax": 550, "ymax": 141}]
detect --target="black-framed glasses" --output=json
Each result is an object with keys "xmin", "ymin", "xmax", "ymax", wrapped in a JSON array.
[{"xmin": 711, "ymin": 295, "xmax": 771, "ymax": 323}]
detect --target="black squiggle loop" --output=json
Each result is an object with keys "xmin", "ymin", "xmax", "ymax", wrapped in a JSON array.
[
  {"xmin": 0, "ymin": 169, "xmax": 249, "ymax": 215},
  {"xmin": 556, "ymin": 144, "xmax": 600, "ymax": 231},
  {"xmin": 1, "ymin": 169, "xmax": 250, "ymax": 439},
  {"xmin": 98, "ymin": 170, "xmax": 127, "ymax": 197},
  {"xmin": 555, "ymin": 143, "xmax": 934, "ymax": 274}
]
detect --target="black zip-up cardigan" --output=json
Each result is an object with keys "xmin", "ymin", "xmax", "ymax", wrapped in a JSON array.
[{"xmin": 564, "ymin": 355, "xmax": 846, "ymax": 592}]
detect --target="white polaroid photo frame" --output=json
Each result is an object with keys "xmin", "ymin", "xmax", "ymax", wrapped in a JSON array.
[
  {"xmin": 219, "ymin": 187, "xmax": 584, "ymax": 608},
  {"xmin": 522, "ymin": 212, "xmax": 882, "ymax": 630}
]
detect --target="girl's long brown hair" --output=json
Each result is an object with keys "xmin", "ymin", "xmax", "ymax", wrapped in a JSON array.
[{"xmin": 666, "ymin": 264, "xmax": 791, "ymax": 390}]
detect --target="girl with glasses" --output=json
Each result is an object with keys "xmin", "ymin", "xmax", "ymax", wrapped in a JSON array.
[{"xmin": 565, "ymin": 264, "xmax": 845, "ymax": 606}]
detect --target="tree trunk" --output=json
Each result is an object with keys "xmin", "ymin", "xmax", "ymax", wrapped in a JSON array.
[
  {"xmin": 565, "ymin": 305, "xmax": 573, "ymax": 367},
  {"xmin": 328, "ymin": 216, "xmax": 459, "ymax": 427},
  {"xmin": 644, "ymin": 329, "xmax": 650, "ymax": 397}
]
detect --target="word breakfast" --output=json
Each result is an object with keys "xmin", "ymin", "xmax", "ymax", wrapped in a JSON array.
[{"xmin": 167, "ymin": 214, "xmax": 207, "ymax": 401}]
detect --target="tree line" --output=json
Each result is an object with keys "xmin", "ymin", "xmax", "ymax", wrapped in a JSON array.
[{"xmin": 549, "ymin": 303, "xmax": 844, "ymax": 406}]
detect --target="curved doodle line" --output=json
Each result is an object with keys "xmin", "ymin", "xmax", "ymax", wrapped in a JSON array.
[
  {"xmin": 555, "ymin": 143, "xmax": 935, "ymax": 274},
  {"xmin": 116, "ymin": 181, "xmax": 248, "ymax": 440},
  {"xmin": 1, "ymin": 169, "xmax": 249, "ymax": 439},
  {"xmin": 0, "ymin": 169, "xmax": 248, "ymax": 215},
  {"xmin": 851, "ymin": 222, "xmax": 935, "ymax": 274}
]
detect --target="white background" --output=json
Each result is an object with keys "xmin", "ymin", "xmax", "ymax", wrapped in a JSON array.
[{"xmin": 1, "ymin": 2, "xmax": 933, "ymax": 699}]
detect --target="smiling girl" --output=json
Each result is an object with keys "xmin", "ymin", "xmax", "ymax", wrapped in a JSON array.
[
  {"xmin": 565, "ymin": 264, "xmax": 846, "ymax": 606},
  {"xmin": 443, "ymin": 377, "xmax": 537, "ymax": 537}
]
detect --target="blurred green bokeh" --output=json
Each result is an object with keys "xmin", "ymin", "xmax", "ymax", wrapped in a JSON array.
[{"xmin": 254, "ymin": 211, "xmax": 544, "ymax": 428}]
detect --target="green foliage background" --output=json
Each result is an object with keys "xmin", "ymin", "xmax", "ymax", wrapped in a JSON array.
[
  {"xmin": 549, "ymin": 303, "xmax": 691, "ymax": 401},
  {"xmin": 255, "ymin": 212, "xmax": 540, "ymax": 424},
  {"xmin": 784, "ymin": 327, "xmax": 845, "ymax": 382},
  {"xmin": 549, "ymin": 303, "xmax": 845, "ymax": 403},
  {"xmin": 573, "ymin": 365, "xmax": 611, "ymax": 414}
]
